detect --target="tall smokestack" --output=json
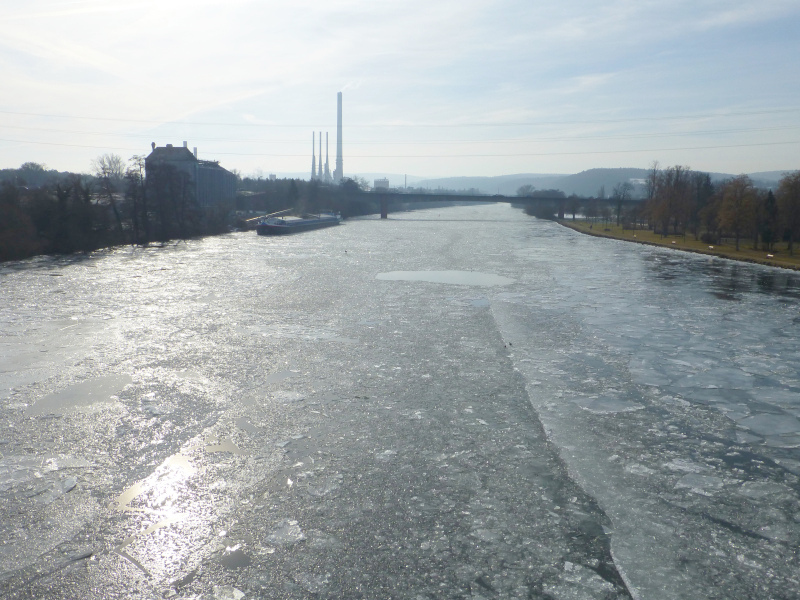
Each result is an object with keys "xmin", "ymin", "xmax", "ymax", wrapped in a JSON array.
[
  {"xmin": 334, "ymin": 92, "xmax": 343, "ymax": 183},
  {"xmin": 324, "ymin": 132, "xmax": 331, "ymax": 182},
  {"xmin": 318, "ymin": 131, "xmax": 322, "ymax": 179},
  {"xmin": 311, "ymin": 131, "xmax": 316, "ymax": 180}
]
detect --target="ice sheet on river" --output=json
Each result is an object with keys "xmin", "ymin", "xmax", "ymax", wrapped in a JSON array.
[{"xmin": 1, "ymin": 204, "xmax": 799, "ymax": 599}]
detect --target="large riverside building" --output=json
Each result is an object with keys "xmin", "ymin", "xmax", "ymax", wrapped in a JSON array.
[{"xmin": 145, "ymin": 142, "xmax": 237, "ymax": 208}]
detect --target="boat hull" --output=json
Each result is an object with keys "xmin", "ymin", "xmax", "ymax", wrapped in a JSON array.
[{"xmin": 256, "ymin": 216, "xmax": 341, "ymax": 236}]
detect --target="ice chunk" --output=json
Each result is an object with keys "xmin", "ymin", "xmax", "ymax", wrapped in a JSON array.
[
  {"xmin": 204, "ymin": 438, "xmax": 243, "ymax": 454},
  {"xmin": 624, "ymin": 463, "xmax": 655, "ymax": 476},
  {"xmin": 219, "ymin": 546, "xmax": 251, "ymax": 570},
  {"xmin": 295, "ymin": 572, "xmax": 330, "ymax": 594},
  {"xmin": 43, "ymin": 456, "xmax": 93, "ymax": 470},
  {"xmin": 25, "ymin": 374, "xmax": 131, "ymax": 416},
  {"xmin": 737, "ymin": 413, "xmax": 800, "ymax": 436},
  {"xmin": 306, "ymin": 475, "xmax": 342, "ymax": 497},
  {"xmin": 571, "ymin": 396, "xmax": 643, "ymax": 414},
  {"xmin": 675, "ymin": 473, "xmax": 724, "ymax": 494},
  {"xmin": 375, "ymin": 449, "xmax": 397, "ymax": 462},
  {"xmin": 664, "ymin": 459, "xmax": 707, "ymax": 473},
  {"xmin": 543, "ymin": 563, "xmax": 617, "ymax": 599},
  {"xmin": 266, "ymin": 520, "xmax": 305, "ymax": 545},
  {"xmin": 213, "ymin": 586, "xmax": 245, "ymax": 600},
  {"xmin": 470, "ymin": 528, "xmax": 501, "ymax": 542}
]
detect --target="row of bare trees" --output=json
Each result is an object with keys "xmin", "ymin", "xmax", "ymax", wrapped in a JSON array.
[
  {"xmin": 644, "ymin": 163, "xmax": 800, "ymax": 253},
  {"xmin": 0, "ymin": 154, "xmax": 231, "ymax": 261}
]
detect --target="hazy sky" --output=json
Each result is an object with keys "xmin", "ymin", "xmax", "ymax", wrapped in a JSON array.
[{"xmin": 1, "ymin": 0, "xmax": 798, "ymax": 179}]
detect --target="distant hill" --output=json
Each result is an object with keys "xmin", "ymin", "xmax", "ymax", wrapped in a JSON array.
[
  {"xmin": 262, "ymin": 168, "xmax": 796, "ymax": 195},
  {"xmin": 414, "ymin": 174, "xmax": 568, "ymax": 196},
  {"xmin": 414, "ymin": 167, "xmax": 796, "ymax": 197},
  {"xmin": 416, "ymin": 170, "xmax": 649, "ymax": 198},
  {"xmin": 554, "ymin": 168, "xmax": 649, "ymax": 197},
  {"xmin": 748, "ymin": 170, "xmax": 795, "ymax": 184}
]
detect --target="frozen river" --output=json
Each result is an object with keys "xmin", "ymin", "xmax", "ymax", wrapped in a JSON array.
[{"xmin": 1, "ymin": 203, "xmax": 799, "ymax": 599}]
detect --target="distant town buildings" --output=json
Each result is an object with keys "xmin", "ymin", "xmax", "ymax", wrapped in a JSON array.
[
  {"xmin": 374, "ymin": 178, "xmax": 390, "ymax": 191},
  {"xmin": 145, "ymin": 142, "xmax": 237, "ymax": 208}
]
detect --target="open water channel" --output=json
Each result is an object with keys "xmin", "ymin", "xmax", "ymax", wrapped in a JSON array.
[{"xmin": 1, "ymin": 203, "xmax": 799, "ymax": 599}]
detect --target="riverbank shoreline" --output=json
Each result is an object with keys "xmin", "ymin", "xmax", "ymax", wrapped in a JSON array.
[{"xmin": 558, "ymin": 219, "xmax": 800, "ymax": 272}]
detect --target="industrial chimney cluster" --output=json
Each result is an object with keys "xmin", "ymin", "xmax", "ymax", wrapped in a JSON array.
[{"xmin": 311, "ymin": 92, "xmax": 343, "ymax": 184}]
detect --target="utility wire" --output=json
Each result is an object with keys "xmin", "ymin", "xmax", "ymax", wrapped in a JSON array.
[
  {"xmin": 2, "ymin": 136, "xmax": 798, "ymax": 157},
  {"xmin": 213, "ymin": 140, "xmax": 800, "ymax": 157},
  {"xmin": 0, "ymin": 123, "xmax": 798, "ymax": 145},
  {"xmin": 0, "ymin": 107, "xmax": 799, "ymax": 128}
]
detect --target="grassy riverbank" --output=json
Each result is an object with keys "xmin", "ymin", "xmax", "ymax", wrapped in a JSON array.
[{"xmin": 559, "ymin": 219, "xmax": 800, "ymax": 272}]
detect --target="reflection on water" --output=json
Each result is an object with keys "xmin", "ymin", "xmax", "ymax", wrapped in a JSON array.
[
  {"xmin": 110, "ymin": 451, "xmax": 204, "ymax": 578},
  {"xmin": 644, "ymin": 250, "xmax": 800, "ymax": 300}
]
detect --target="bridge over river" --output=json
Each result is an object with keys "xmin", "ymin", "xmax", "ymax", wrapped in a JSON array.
[{"xmin": 370, "ymin": 190, "xmax": 641, "ymax": 219}]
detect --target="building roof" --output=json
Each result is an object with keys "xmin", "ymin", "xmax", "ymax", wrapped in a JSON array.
[{"xmin": 146, "ymin": 145, "xmax": 196, "ymax": 163}]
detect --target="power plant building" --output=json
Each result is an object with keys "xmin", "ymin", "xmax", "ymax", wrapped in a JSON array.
[
  {"xmin": 334, "ymin": 92, "xmax": 343, "ymax": 183},
  {"xmin": 311, "ymin": 92, "xmax": 343, "ymax": 184}
]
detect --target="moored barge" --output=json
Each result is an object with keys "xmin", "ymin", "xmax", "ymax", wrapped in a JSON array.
[{"xmin": 255, "ymin": 212, "xmax": 342, "ymax": 236}]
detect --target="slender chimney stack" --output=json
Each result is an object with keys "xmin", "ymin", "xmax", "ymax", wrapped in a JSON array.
[
  {"xmin": 334, "ymin": 92, "xmax": 343, "ymax": 183},
  {"xmin": 311, "ymin": 132, "xmax": 316, "ymax": 180},
  {"xmin": 324, "ymin": 132, "xmax": 331, "ymax": 182},
  {"xmin": 318, "ymin": 131, "xmax": 322, "ymax": 179}
]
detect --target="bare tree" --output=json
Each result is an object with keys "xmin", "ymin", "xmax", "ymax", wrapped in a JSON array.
[
  {"xmin": 651, "ymin": 165, "xmax": 691, "ymax": 236},
  {"xmin": 125, "ymin": 155, "xmax": 147, "ymax": 244},
  {"xmin": 92, "ymin": 153, "xmax": 126, "ymax": 235},
  {"xmin": 566, "ymin": 194, "xmax": 580, "ymax": 221},
  {"xmin": 516, "ymin": 184, "xmax": 536, "ymax": 197},
  {"xmin": 718, "ymin": 175, "xmax": 757, "ymax": 251},
  {"xmin": 778, "ymin": 171, "xmax": 800, "ymax": 255},
  {"xmin": 612, "ymin": 181, "xmax": 633, "ymax": 226},
  {"xmin": 644, "ymin": 160, "xmax": 660, "ymax": 229},
  {"xmin": 761, "ymin": 190, "xmax": 780, "ymax": 251},
  {"xmin": 689, "ymin": 172, "xmax": 714, "ymax": 240},
  {"xmin": 645, "ymin": 161, "xmax": 660, "ymax": 203}
]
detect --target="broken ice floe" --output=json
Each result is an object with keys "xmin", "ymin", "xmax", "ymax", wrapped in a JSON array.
[
  {"xmin": 204, "ymin": 437, "xmax": 243, "ymax": 454},
  {"xmin": 294, "ymin": 571, "xmax": 330, "ymax": 594},
  {"xmin": 736, "ymin": 413, "xmax": 800, "ymax": 436},
  {"xmin": 543, "ymin": 562, "xmax": 617, "ymax": 599},
  {"xmin": 674, "ymin": 473, "xmax": 725, "ymax": 495},
  {"xmin": 212, "ymin": 586, "xmax": 245, "ymax": 600},
  {"xmin": 1, "ymin": 454, "xmax": 90, "ymax": 501},
  {"xmin": 664, "ymin": 459, "xmax": 708, "ymax": 473},
  {"xmin": 624, "ymin": 463, "xmax": 655, "ymax": 476},
  {"xmin": 571, "ymin": 396, "xmax": 643, "ymax": 414},
  {"xmin": 25, "ymin": 374, "xmax": 132, "ymax": 416},
  {"xmin": 266, "ymin": 519, "xmax": 305, "ymax": 545},
  {"xmin": 375, "ymin": 449, "xmax": 397, "ymax": 462}
]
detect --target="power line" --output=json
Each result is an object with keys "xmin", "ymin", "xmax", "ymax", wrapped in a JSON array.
[
  {"xmin": 211, "ymin": 140, "xmax": 800, "ymax": 157},
  {"xmin": 0, "ymin": 107, "xmax": 799, "ymax": 128},
  {"xmin": 0, "ymin": 123, "xmax": 798, "ymax": 145},
  {"xmin": 2, "ymin": 136, "xmax": 797, "ymax": 158}
]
